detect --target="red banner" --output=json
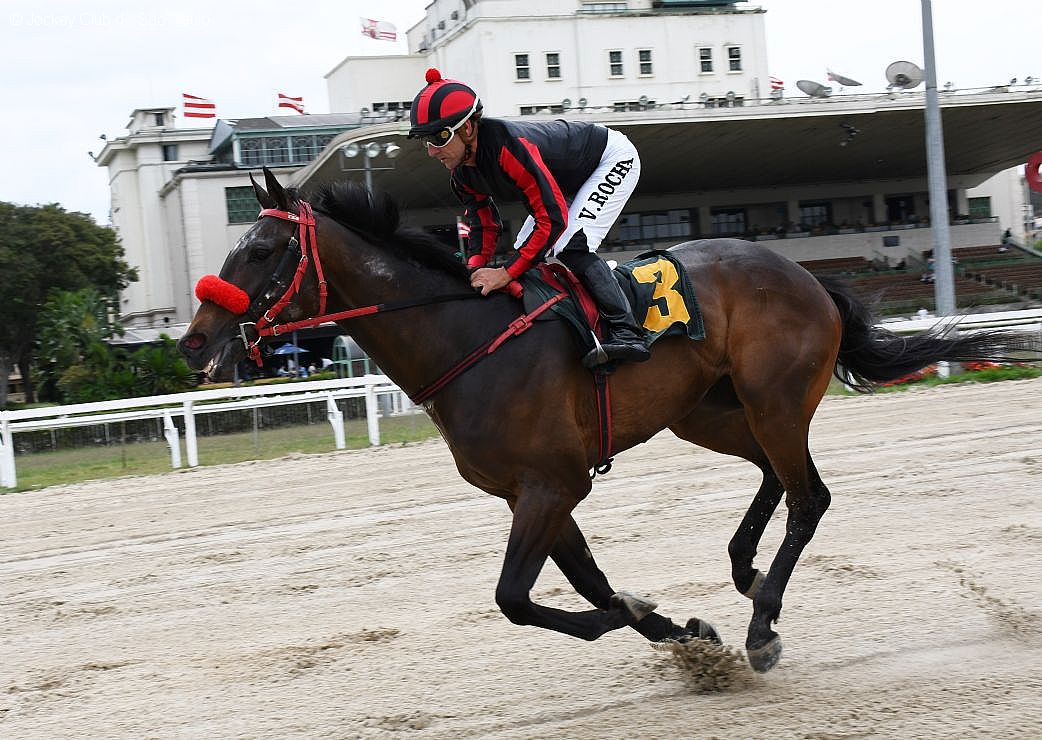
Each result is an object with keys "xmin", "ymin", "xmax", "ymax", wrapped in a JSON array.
[{"xmin": 1027, "ymin": 151, "xmax": 1042, "ymax": 193}]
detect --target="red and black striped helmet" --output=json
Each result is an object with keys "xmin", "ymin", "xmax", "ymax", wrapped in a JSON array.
[{"xmin": 408, "ymin": 68, "xmax": 482, "ymax": 138}]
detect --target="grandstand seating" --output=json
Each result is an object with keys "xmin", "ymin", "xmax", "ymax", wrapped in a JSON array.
[
  {"xmin": 797, "ymin": 248, "xmax": 1029, "ymax": 315},
  {"xmin": 956, "ymin": 245, "xmax": 1042, "ymax": 301},
  {"xmin": 796, "ymin": 256, "xmax": 874, "ymax": 274}
]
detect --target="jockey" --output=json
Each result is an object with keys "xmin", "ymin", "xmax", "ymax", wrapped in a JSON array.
[{"xmin": 408, "ymin": 68, "xmax": 650, "ymax": 368}]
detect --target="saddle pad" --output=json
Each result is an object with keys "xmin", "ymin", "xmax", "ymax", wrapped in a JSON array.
[{"xmin": 614, "ymin": 250, "xmax": 705, "ymax": 342}]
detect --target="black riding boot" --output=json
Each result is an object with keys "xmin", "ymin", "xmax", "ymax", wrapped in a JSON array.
[{"xmin": 570, "ymin": 256, "xmax": 651, "ymax": 368}]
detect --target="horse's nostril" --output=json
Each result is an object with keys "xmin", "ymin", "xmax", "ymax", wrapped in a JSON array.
[{"xmin": 181, "ymin": 333, "xmax": 206, "ymax": 351}]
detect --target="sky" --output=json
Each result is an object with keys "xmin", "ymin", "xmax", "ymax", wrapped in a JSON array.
[{"xmin": 0, "ymin": 0, "xmax": 1037, "ymax": 226}]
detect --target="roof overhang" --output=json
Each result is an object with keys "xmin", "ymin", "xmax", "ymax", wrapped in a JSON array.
[{"xmin": 292, "ymin": 90, "xmax": 1042, "ymax": 209}]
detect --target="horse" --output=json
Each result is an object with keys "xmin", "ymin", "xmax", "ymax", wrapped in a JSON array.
[{"xmin": 178, "ymin": 168, "xmax": 1035, "ymax": 673}]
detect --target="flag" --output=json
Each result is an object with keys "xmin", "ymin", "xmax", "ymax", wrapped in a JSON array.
[
  {"xmin": 826, "ymin": 69, "xmax": 862, "ymax": 87},
  {"xmin": 182, "ymin": 93, "xmax": 216, "ymax": 118},
  {"xmin": 360, "ymin": 17, "xmax": 397, "ymax": 41},
  {"xmin": 277, "ymin": 93, "xmax": 305, "ymax": 114},
  {"xmin": 456, "ymin": 217, "xmax": 471, "ymax": 239},
  {"xmin": 769, "ymin": 76, "xmax": 784, "ymax": 91}
]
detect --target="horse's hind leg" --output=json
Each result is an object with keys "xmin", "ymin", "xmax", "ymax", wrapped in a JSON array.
[
  {"xmin": 728, "ymin": 469, "xmax": 784, "ymax": 598},
  {"xmin": 669, "ymin": 386, "xmax": 783, "ymax": 599},
  {"xmin": 549, "ymin": 514, "xmax": 720, "ymax": 644},
  {"xmin": 673, "ymin": 376, "xmax": 832, "ymax": 672},
  {"xmin": 737, "ymin": 405, "xmax": 832, "ymax": 672}
]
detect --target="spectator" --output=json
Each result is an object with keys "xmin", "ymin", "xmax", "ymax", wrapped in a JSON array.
[{"xmin": 999, "ymin": 228, "xmax": 1012, "ymax": 252}]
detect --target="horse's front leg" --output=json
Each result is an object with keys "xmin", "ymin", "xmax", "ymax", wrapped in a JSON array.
[
  {"xmin": 549, "ymin": 514, "xmax": 721, "ymax": 644},
  {"xmin": 496, "ymin": 488, "xmax": 652, "ymax": 641}
]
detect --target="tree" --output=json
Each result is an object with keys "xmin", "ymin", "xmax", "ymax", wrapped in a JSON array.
[
  {"xmin": 0, "ymin": 202, "xmax": 136, "ymax": 407},
  {"xmin": 35, "ymin": 289, "xmax": 195, "ymax": 404}
]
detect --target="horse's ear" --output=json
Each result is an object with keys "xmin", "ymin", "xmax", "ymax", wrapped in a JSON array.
[
  {"xmin": 262, "ymin": 166, "xmax": 291, "ymax": 212},
  {"xmin": 250, "ymin": 172, "xmax": 276, "ymax": 210}
]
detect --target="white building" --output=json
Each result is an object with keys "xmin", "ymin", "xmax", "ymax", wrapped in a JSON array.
[
  {"xmin": 97, "ymin": 0, "xmax": 1040, "ymax": 332},
  {"xmin": 328, "ymin": 0, "xmax": 769, "ymax": 117}
]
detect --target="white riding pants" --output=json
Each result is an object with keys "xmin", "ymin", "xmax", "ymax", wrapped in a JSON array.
[{"xmin": 513, "ymin": 128, "xmax": 641, "ymax": 256}]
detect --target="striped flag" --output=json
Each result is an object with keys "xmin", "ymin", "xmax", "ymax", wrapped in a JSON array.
[
  {"xmin": 182, "ymin": 93, "xmax": 216, "ymax": 118},
  {"xmin": 277, "ymin": 93, "xmax": 305, "ymax": 114},
  {"xmin": 769, "ymin": 76, "xmax": 784, "ymax": 91},
  {"xmin": 360, "ymin": 17, "xmax": 397, "ymax": 41}
]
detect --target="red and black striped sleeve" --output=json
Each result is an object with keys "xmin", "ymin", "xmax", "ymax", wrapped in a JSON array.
[
  {"xmin": 497, "ymin": 136, "xmax": 568, "ymax": 279},
  {"xmin": 450, "ymin": 175, "xmax": 502, "ymax": 269}
]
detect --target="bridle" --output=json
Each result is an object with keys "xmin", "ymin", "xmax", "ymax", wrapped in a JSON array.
[
  {"xmin": 195, "ymin": 199, "xmax": 480, "ymax": 367},
  {"xmin": 194, "ymin": 201, "xmax": 327, "ymax": 366}
]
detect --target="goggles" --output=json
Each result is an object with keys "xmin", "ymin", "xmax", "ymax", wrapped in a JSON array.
[{"xmin": 420, "ymin": 99, "xmax": 479, "ymax": 149}]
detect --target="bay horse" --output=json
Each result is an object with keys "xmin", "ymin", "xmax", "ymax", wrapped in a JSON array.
[{"xmin": 178, "ymin": 169, "xmax": 1034, "ymax": 673}]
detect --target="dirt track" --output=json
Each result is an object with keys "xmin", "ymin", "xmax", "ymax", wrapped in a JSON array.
[{"xmin": 2, "ymin": 378, "xmax": 1041, "ymax": 739}]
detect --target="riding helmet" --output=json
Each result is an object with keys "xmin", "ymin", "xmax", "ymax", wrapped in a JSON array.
[{"xmin": 408, "ymin": 68, "xmax": 482, "ymax": 137}]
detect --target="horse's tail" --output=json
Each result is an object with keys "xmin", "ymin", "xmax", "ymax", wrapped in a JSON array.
[{"xmin": 817, "ymin": 276, "xmax": 1041, "ymax": 392}]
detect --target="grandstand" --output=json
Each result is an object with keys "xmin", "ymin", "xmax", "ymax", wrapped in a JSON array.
[
  {"xmin": 957, "ymin": 245, "xmax": 1042, "ymax": 301},
  {"xmin": 797, "ymin": 246, "xmax": 1037, "ymax": 316}
]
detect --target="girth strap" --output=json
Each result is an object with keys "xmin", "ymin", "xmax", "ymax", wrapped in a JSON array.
[{"xmin": 591, "ymin": 370, "xmax": 614, "ymax": 477}]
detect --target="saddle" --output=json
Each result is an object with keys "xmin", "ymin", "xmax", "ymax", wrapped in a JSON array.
[{"xmin": 519, "ymin": 250, "xmax": 705, "ymax": 361}]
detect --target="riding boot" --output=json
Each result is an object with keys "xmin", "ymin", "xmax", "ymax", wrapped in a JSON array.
[{"xmin": 572, "ymin": 257, "xmax": 651, "ymax": 368}]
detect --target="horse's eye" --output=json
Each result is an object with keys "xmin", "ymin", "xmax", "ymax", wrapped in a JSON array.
[{"xmin": 248, "ymin": 247, "xmax": 274, "ymax": 263}]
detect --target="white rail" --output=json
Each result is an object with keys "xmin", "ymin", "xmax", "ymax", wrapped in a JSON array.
[
  {"xmin": 0, "ymin": 375, "xmax": 409, "ymax": 489},
  {"xmin": 879, "ymin": 307, "xmax": 1042, "ymax": 334}
]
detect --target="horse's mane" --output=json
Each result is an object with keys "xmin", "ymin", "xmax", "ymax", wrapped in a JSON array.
[{"xmin": 304, "ymin": 181, "xmax": 469, "ymax": 281}]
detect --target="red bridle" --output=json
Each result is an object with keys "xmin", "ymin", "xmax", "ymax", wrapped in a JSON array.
[{"xmin": 194, "ymin": 200, "xmax": 327, "ymax": 366}]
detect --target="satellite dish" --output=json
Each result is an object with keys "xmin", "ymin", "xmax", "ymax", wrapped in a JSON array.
[
  {"xmin": 885, "ymin": 61, "xmax": 924, "ymax": 90},
  {"xmin": 796, "ymin": 80, "xmax": 832, "ymax": 98},
  {"xmin": 827, "ymin": 69, "xmax": 862, "ymax": 87}
]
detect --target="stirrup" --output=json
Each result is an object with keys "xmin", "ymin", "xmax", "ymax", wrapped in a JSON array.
[{"xmin": 584, "ymin": 331, "xmax": 610, "ymax": 367}]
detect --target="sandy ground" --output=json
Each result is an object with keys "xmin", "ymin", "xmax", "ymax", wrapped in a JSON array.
[{"xmin": 2, "ymin": 378, "xmax": 1042, "ymax": 739}]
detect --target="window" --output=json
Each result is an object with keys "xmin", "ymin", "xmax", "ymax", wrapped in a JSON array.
[
  {"xmin": 727, "ymin": 46, "xmax": 742, "ymax": 72},
  {"xmin": 161, "ymin": 144, "xmax": 178, "ymax": 162},
  {"xmin": 240, "ymin": 138, "xmax": 263, "ymax": 166},
  {"xmin": 967, "ymin": 197, "xmax": 992, "ymax": 218},
  {"xmin": 699, "ymin": 47, "xmax": 713, "ymax": 73},
  {"xmin": 263, "ymin": 136, "xmax": 290, "ymax": 166},
  {"xmin": 546, "ymin": 52, "xmax": 561, "ymax": 79},
  {"xmin": 608, "ymin": 50, "xmax": 623, "ymax": 77},
  {"xmin": 515, "ymin": 53, "xmax": 530, "ymax": 80},
  {"xmin": 520, "ymin": 104, "xmax": 565, "ymax": 115},
  {"xmin": 711, "ymin": 208, "xmax": 746, "ymax": 236},
  {"xmin": 154, "ymin": 112, "xmax": 165, "ymax": 127},
  {"xmin": 226, "ymin": 186, "xmax": 260, "ymax": 224},
  {"xmin": 619, "ymin": 210, "xmax": 693, "ymax": 241},
  {"xmin": 580, "ymin": 1, "xmax": 629, "ymax": 11},
  {"xmin": 612, "ymin": 99, "xmax": 655, "ymax": 112},
  {"xmin": 638, "ymin": 49, "xmax": 653, "ymax": 76},
  {"xmin": 702, "ymin": 94, "xmax": 744, "ymax": 108},
  {"xmin": 799, "ymin": 202, "xmax": 832, "ymax": 229}
]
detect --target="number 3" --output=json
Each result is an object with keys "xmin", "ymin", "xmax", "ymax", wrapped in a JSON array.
[{"xmin": 630, "ymin": 259, "xmax": 691, "ymax": 333}]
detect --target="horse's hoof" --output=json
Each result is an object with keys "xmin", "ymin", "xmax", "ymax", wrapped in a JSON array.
[
  {"xmin": 683, "ymin": 618, "xmax": 722, "ymax": 645},
  {"xmin": 611, "ymin": 591, "xmax": 658, "ymax": 621},
  {"xmin": 743, "ymin": 570, "xmax": 766, "ymax": 600},
  {"xmin": 746, "ymin": 636, "xmax": 783, "ymax": 673}
]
